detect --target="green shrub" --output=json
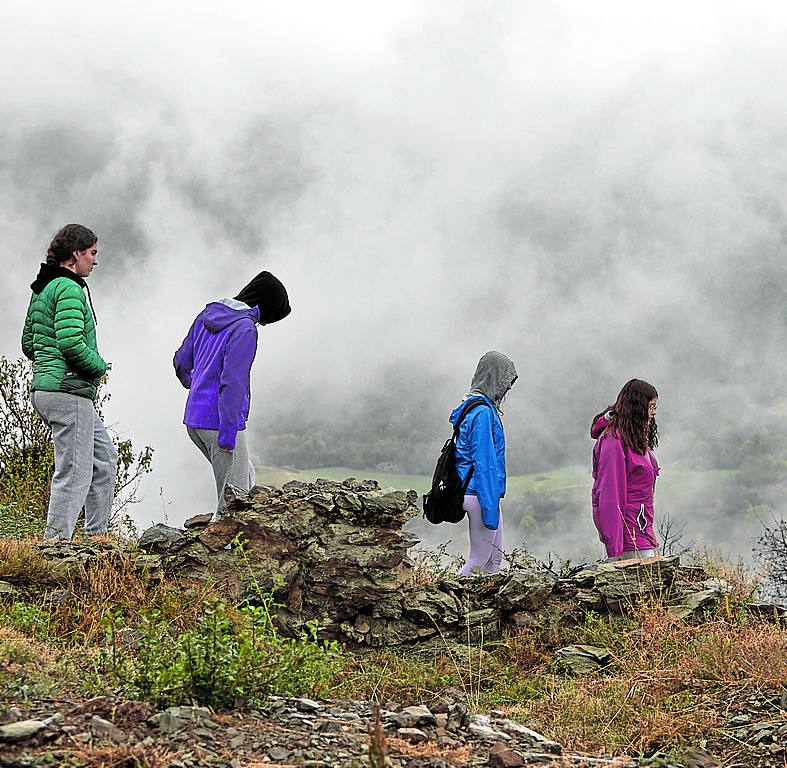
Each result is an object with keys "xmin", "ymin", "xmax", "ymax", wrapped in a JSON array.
[
  {"xmin": 104, "ymin": 594, "xmax": 344, "ymax": 710},
  {"xmin": 3, "ymin": 601, "xmax": 51, "ymax": 639}
]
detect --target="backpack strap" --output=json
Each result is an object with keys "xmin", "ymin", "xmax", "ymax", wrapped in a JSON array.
[
  {"xmin": 452, "ymin": 398, "xmax": 492, "ymax": 438},
  {"xmin": 453, "ymin": 398, "xmax": 493, "ymax": 491}
]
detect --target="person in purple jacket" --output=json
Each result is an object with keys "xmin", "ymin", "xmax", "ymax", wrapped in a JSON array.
[
  {"xmin": 173, "ymin": 271, "xmax": 291, "ymax": 519},
  {"xmin": 590, "ymin": 379, "xmax": 660, "ymax": 562}
]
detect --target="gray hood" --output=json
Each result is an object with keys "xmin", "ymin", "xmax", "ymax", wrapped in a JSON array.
[{"xmin": 468, "ymin": 351, "xmax": 518, "ymax": 408}]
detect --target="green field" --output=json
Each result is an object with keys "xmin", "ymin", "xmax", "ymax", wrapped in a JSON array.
[
  {"xmin": 257, "ymin": 463, "xmax": 735, "ymax": 503},
  {"xmin": 256, "ymin": 463, "xmax": 752, "ymax": 562},
  {"xmin": 257, "ymin": 464, "xmax": 598, "ymax": 500}
]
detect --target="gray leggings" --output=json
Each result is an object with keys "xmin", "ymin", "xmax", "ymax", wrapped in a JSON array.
[
  {"xmin": 187, "ymin": 427, "xmax": 255, "ymax": 518},
  {"xmin": 31, "ymin": 391, "xmax": 118, "ymax": 541},
  {"xmin": 458, "ymin": 495, "xmax": 503, "ymax": 577},
  {"xmin": 605, "ymin": 548, "xmax": 659, "ymax": 563}
]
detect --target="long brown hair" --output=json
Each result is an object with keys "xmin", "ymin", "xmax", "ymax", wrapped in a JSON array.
[
  {"xmin": 591, "ymin": 379, "xmax": 658, "ymax": 454},
  {"xmin": 46, "ymin": 224, "xmax": 97, "ymax": 265}
]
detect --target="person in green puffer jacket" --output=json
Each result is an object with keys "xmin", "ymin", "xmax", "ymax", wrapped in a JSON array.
[{"xmin": 21, "ymin": 224, "xmax": 117, "ymax": 542}]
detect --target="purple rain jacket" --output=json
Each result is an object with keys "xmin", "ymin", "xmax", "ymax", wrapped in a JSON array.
[
  {"xmin": 173, "ymin": 300, "xmax": 260, "ymax": 450},
  {"xmin": 590, "ymin": 415, "xmax": 660, "ymax": 558}
]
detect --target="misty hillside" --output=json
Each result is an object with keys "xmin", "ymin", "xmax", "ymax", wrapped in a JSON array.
[{"xmin": 0, "ymin": 5, "xmax": 785, "ymax": 547}]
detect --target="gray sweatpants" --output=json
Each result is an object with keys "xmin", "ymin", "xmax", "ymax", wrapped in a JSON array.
[
  {"xmin": 31, "ymin": 391, "xmax": 118, "ymax": 541},
  {"xmin": 186, "ymin": 427, "xmax": 255, "ymax": 518}
]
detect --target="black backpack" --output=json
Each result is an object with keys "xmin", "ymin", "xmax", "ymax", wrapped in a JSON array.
[{"xmin": 423, "ymin": 399, "xmax": 491, "ymax": 524}]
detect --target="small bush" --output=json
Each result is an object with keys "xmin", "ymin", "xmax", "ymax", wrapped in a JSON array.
[{"xmin": 104, "ymin": 594, "xmax": 344, "ymax": 710}]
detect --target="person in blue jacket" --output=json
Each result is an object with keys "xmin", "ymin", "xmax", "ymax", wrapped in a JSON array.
[{"xmin": 451, "ymin": 351, "xmax": 518, "ymax": 577}]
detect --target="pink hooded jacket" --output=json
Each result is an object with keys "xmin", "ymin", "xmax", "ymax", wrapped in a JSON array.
[{"xmin": 591, "ymin": 415, "xmax": 660, "ymax": 558}]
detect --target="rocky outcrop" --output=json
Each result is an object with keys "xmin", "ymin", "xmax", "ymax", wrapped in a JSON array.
[{"xmin": 133, "ymin": 479, "xmax": 738, "ymax": 648}]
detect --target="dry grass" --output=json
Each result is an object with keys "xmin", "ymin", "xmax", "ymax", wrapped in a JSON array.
[
  {"xmin": 508, "ymin": 606, "xmax": 787, "ymax": 755},
  {"xmin": 60, "ymin": 550, "xmax": 220, "ymax": 641},
  {"xmin": 0, "ymin": 624, "xmax": 59, "ymax": 669},
  {"xmin": 0, "ymin": 539, "xmax": 223, "ymax": 644},
  {"xmin": 52, "ymin": 743, "xmax": 178, "ymax": 767},
  {"xmin": 386, "ymin": 737, "xmax": 472, "ymax": 763},
  {"xmin": 0, "ymin": 624, "xmax": 96, "ymax": 698},
  {"xmin": 334, "ymin": 648, "xmax": 475, "ymax": 703},
  {"xmin": 0, "ymin": 538, "xmax": 69, "ymax": 584}
]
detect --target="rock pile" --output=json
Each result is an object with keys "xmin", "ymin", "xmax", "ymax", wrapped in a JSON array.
[{"xmin": 133, "ymin": 479, "xmax": 750, "ymax": 648}]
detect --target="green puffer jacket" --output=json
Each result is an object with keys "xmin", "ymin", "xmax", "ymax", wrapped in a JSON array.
[{"xmin": 21, "ymin": 264, "xmax": 107, "ymax": 401}]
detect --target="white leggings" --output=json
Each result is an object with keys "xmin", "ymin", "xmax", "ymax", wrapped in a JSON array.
[{"xmin": 458, "ymin": 495, "xmax": 503, "ymax": 577}]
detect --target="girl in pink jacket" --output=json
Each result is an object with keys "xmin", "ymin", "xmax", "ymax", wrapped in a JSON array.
[{"xmin": 590, "ymin": 379, "xmax": 660, "ymax": 561}]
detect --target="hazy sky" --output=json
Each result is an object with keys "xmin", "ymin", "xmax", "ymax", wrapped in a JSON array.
[{"xmin": 1, "ymin": 2, "xmax": 785, "ymax": 540}]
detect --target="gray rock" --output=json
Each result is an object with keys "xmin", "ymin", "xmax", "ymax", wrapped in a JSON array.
[
  {"xmin": 496, "ymin": 571, "xmax": 554, "ymax": 613},
  {"xmin": 295, "ymin": 698, "xmax": 321, "ymax": 712},
  {"xmin": 386, "ymin": 704, "xmax": 436, "ymax": 728},
  {"xmin": 496, "ymin": 719, "xmax": 562, "ymax": 753},
  {"xmin": 397, "ymin": 727, "xmax": 428, "ymax": 743},
  {"xmin": 337, "ymin": 711, "xmax": 361, "ymax": 721},
  {"xmin": 158, "ymin": 706, "xmax": 213, "ymax": 733},
  {"xmin": 90, "ymin": 715, "xmax": 125, "ymax": 741},
  {"xmin": 46, "ymin": 589, "xmax": 75, "ymax": 605},
  {"xmin": 268, "ymin": 745, "xmax": 290, "ymax": 760},
  {"xmin": 403, "ymin": 590, "xmax": 459, "ymax": 624},
  {"xmin": 0, "ymin": 719, "xmax": 47, "ymax": 742},
  {"xmin": 669, "ymin": 585, "xmax": 722, "ymax": 619},
  {"xmin": 372, "ymin": 598, "xmax": 403, "ymax": 619},
  {"xmin": 139, "ymin": 524, "xmax": 187, "ymax": 553},
  {"xmin": 464, "ymin": 608, "xmax": 501, "ymax": 640},
  {"xmin": 468, "ymin": 715, "xmax": 510, "ymax": 741},
  {"xmin": 5, "ymin": 707, "xmax": 22, "ymax": 722},
  {"xmin": 556, "ymin": 644, "xmax": 612, "ymax": 674},
  {"xmin": 730, "ymin": 713, "xmax": 751, "ymax": 725},
  {"xmin": 747, "ymin": 602, "xmax": 787, "ymax": 623},
  {"xmin": 594, "ymin": 557, "xmax": 678, "ymax": 606},
  {"xmin": 0, "ymin": 581, "xmax": 19, "ymax": 596},
  {"xmin": 447, "ymin": 702, "xmax": 469, "ymax": 731},
  {"xmin": 509, "ymin": 611, "xmax": 538, "ymax": 628}
]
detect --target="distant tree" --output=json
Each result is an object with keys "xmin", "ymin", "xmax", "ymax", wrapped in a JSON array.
[{"xmin": 756, "ymin": 515, "xmax": 787, "ymax": 601}]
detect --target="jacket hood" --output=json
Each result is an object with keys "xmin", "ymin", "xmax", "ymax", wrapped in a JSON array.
[
  {"xmin": 30, "ymin": 263, "xmax": 86, "ymax": 294},
  {"xmin": 202, "ymin": 301, "xmax": 261, "ymax": 333},
  {"xmin": 591, "ymin": 414, "xmax": 611, "ymax": 439},
  {"xmin": 468, "ymin": 351, "xmax": 518, "ymax": 407},
  {"xmin": 449, "ymin": 395, "xmax": 494, "ymax": 426},
  {"xmin": 235, "ymin": 270, "xmax": 291, "ymax": 324}
]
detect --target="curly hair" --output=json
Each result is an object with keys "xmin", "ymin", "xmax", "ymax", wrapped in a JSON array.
[
  {"xmin": 591, "ymin": 378, "xmax": 658, "ymax": 454},
  {"xmin": 46, "ymin": 224, "xmax": 97, "ymax": 265}
]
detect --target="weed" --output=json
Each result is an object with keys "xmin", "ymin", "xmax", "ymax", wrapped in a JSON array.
[
  {"xmin": 3, "ymin": 601, "xmax": 51, "ymax": 638},
  {"xmin": 407, "ymin": 541, "xmax": 463, "ymax": 587},
  {"xmin": 368, "ymin": 703, "xmax": 387, "ymax": 768},
  {"xmin": 103, "ymin": 592, "xmax": 344, "ymax": 710}
]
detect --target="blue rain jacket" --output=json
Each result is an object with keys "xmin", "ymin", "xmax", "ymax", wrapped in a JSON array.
[{"xmin": 449, "ymin": 395, "xmax": 507, "ymax": 530}]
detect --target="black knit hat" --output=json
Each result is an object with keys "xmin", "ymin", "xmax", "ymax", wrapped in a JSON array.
[{"xmin": 235, "ymin": 271, "xmax": 291, "ymax": 324}]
